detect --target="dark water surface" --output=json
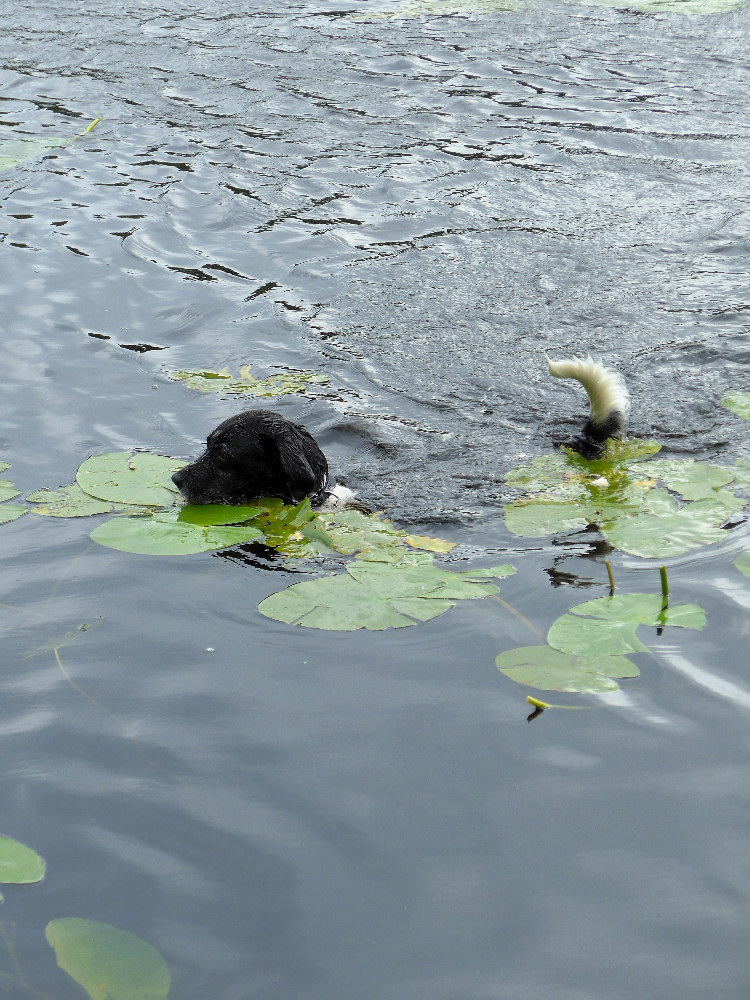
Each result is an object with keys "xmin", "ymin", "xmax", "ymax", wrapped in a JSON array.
[{"xmin": 1, "ymin": 1, "xmax": 750, "ymax": 997}]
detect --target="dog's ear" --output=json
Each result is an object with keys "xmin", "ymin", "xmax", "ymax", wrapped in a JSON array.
[{"xmin": 262, "ymin": 433, "xmax": 322, "ymax": 500}]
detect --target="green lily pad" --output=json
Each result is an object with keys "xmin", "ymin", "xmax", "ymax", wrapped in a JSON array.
[
  {"xmin": 0, "ymin": 467, "xmax": 27, "ymax": 524},
  {"xmin": 177, "ymin": 503, "xmax": 263, "ymax": 526},
  {"xmin": 0, "ymin": 478, "xmax": 21, "ymax": 502},
  {"xmin": 90, "ymin": 510, "xmax": 264, "ymax": 555},
  {"xmin": 46, "ymin": 918, "xmax": 170, "ymax": 1000},
  {"xmin": 547, "ymin": 591, "xmax": 706, "ymax": 657},
  {"xmin": 169, "ymin": 365, "xmax": 328, "ymax": 398},
  {"xmin": 76, "ymin": 452, "xmax": 184, "ymax": 507},
  {"xmin": 496, "ymin": 645, "xmax": 639, "ymax": 694},
  {"xmin": 600, "ymin": 491, "xmax": 731, "ymax": 558},
  {"xmin": 548, "ymin": 613, "xmax": 648, "ymax": 657},
  {"xmin": 258, "ymin": 559, "xmax": 511, "ymax": 631},
  {"xmin": 722, "ymin": 392, "xmax": 750, "ymax": 420},
  {"xmin": 734, "ymin": 552, "xmax": 750, "ymax": 577},
  {"xmin": 568, "ymin": 593, "xmax": 706, "ymax": 631},
  {"xmin": 629, "ymin": 458, "xmax": 740, "ymax": 502},
  {"xmin": 0, "ymin": 503, "xmax": 27, "ymax": 524},
  {"xmin": 0, "ymin": 835, "xmax": 45, "ymax": 886},
  {"xmin": 27, "ymin": 484, "xmax": 118, "ymax": 517}
]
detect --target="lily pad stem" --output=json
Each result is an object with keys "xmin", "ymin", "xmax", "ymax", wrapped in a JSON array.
[
  {"xmin": 659, "ymin": 565, "xmax": 669, "ymax": 609},
  {"xmin": 605, "ymin": 559, "xmax": 615, "ymax": 595}
]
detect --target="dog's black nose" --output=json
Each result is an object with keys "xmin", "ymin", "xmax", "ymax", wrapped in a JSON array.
[{"xmin": 172, "ymin": 468, "xmax": 186, "ymax": 489}]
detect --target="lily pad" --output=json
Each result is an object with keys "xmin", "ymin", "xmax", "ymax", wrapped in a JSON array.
[
  {"xmin": 46, "ymin": 918, "xmax": 170, "ymax": 1000},
  {"xmin": 0, "ymin": 503, "xmax": 27, "ymax": 524},
  {"xmin": 628, "ymin": 457, "xmax": 740, "ymax": 502},
  {"xmin": 548, "ymin": 613, "xmax": 648, "ymax": 657},
  {"xmin": 735, "ymin": 552, "xmax": 750, "ymax": 577},
  {"xmin": 76, "ymin": 452, "xmax": 184, "ymax": 507},
  {"xmin": 600, "ymin": 491, "xmax": 732, "ymax": 558},
  {"xmin": 547, "ymin": 591, "xmax": 705, "ymax": 657},
  {"xmin": 505, "ymin": 442, "xmax": 745, "ymax": 558},
  {"xmin": 258, "ymin": 559, "xmax": 513, "ymax": 631},
  {"xmin": 90, "ymin": 510, "xmax": 263, "ymax": 555},
  {"xmin": 722, "ymin": 392, "xmax": 750, "ymax": 420},
  {"xmin": 168, "ymin": 365, "xmax": 328, "ymax": 398},
  {"xmin": 0, "ymin": 478, "xmax": 21, "ymax": 502},
  {"xmin": 177, "ymin": 503, "xmax": 263, "ymax": 526},
  {"xmin": 0, "ymin": 835, "xmax": 45, "ymax": 886},
  {"xmin": 496, "ymin": 645, "xmax": 639, "ymax": 693},
  {"xmin": 28, "ymin": 484, "xmax": 119, "ymax": 517},
  {"xmin": 0, "ymin": 468, "xmax": 27, "ymax": 524}
]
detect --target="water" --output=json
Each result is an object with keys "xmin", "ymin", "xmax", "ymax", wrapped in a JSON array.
[{"xmin": 0, "ymin": 1, "xmax": 749, "ymax": 996}]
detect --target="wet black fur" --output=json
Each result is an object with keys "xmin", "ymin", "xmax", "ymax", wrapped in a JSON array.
[{"xmin": 171, "ymin": 409, "xmax": 328, "ymax": 505}]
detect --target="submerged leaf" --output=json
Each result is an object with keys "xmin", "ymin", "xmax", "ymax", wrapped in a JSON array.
[
  {"xmin": 77, "ymin": 452, "xmax": 184, "ymax": 507},
  {"xmin": 735, "ymin": 552, "xmax": 750, "ymax": 577},
  {"xmin": 0, "ymin": 135, "xmax": 68, "ymax": 173},
  {"xmin": 46, "ymin": 918, "xmax": 170, "ymax": 1000},
  {"xmin": 168, "ymin": 366, "xmax": 328, "ymax": 398},
  {"xmin": 722, "ymin": 392, "xmax": 750, "ymax": 421},
  {"xmin": 0, "ymin": 835, "xmax": 45, "ymax": 884},
  {"xmin": 28, "ymin": 484, "xmax": 117, "ymax": 517},
  {"xmin": 496, "ymin": 645, "xmax": 639, "ymax": 693},
  {"xmin": 0, "ymin": 119, "xmax": 101, "ymax": 174}
]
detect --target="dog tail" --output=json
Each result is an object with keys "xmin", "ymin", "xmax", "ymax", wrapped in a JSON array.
[{"xmin": 546, "ymin": 355, "xmax": 630, "ymax": 447}]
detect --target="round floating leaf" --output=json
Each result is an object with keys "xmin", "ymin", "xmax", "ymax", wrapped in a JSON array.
[
  {"xmin": 496, "ymin": 645, "xmax": 639, "ymax": 693},
  {"xmin": 722, "ymin": 392, "xmax": 750, "ymax": 421},
  {"xmin": 0, "ymin": 478, "xmax": 21, "ymax": 502},
  {"xmin": 548, "ymin": 613, "xmax": 648, "ymax": 657},
  {"xmin": 28, "ymin": 484, "xmax": 116, "ymax": 517},
  {"xmin": 77, "ymin": 452, "xmax": 184, "ymax": 506},
  {"xmin": 629, "ymin": 458, "xmax": 739, "ymax": 502},
  {"xmin": 90, "ymin": 511, "xmax": 263, "ymax": 555},
  {"xmin": 0, "ymin": 504, "xmax": 27, "ymax": 524},
  {"xmin": 569, "ymin": 593, "xmax": 706, "ymax": 631},
  {"xmin": 0, "ymin": 835, "xmax": 45, "ymax": 884},
  {"xmin": 46, "ymin": 918, "xmax": 170, "ymax": 1000},
  {"xmin": 259, "ymin": 559, "xmax": 502, "ymax": 631},
  {"xmin": 735, "ymin": 552, "xmax": 750, "ymax": 577},
  {"xmin": 600, "ymin": 491, "xmax": 730, "ymax": 558},
  {"xmin": 177, "ymin": 503, "xmax": 263, "ymax": 526},
  {"xmin": 504, "ymin": 496, "xmax": 592, "ymax": 537}
]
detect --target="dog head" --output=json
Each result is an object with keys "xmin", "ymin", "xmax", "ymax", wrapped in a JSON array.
[{"xmin": 171, "ymin": 409, "xmax": 328, "ymax": 505}]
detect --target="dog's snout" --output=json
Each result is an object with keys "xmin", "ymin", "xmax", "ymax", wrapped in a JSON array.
[{"xmin": 172, "ymin": 468, "xmax": 186, "ymax": 489}]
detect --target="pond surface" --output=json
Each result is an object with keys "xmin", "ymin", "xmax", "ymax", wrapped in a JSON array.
[{"xmin": 1, "ymin": 1, "xmax": 750, "ymax": 996}]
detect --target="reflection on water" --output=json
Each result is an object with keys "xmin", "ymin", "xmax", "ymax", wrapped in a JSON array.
[{"xmin": 1, "ymin": 1, "xmax": 750, "ymax": 998}]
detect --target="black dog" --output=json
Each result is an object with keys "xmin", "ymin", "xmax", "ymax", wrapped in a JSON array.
[
  {"xmin": 171, "ymin": 409, "xmax": 329, "ymax": 506},
  {"xmin": 172, "ymin": 358, "xmax": 627, "ymax": 507}
]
